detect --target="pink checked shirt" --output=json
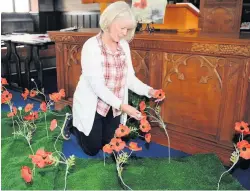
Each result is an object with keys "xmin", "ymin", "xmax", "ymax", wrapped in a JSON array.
[{"xmin": 96, "ymin": 33, "xmax": 127, "ymax": 117}]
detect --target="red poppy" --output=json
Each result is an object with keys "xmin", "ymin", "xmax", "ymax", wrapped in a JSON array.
[
  {"xmin": 235, "ymin": 121, "xmax": 249, "ymax": 134},
  {"xmin": 24, "ymin": 103, "xmax": 33, "ymax": 112},
  {"xmin": 29, "ymin": 154, "xmax": 46, "ymax": 168},
  {"xmin": 21, "ymin": 166, "xmax": 32, "ymax": 183},
  {"xmin": 29, "ymin": 149, "xmax": 54, "ymax": 168},
  {"xmin": 140, "ymin": 118, "xmax": 151, "ymax": 133},
  {"xmin": 1, "ymin": 90, "xmax": 12, "ymax": 104},
  {"xmin": 59, "ymin": 89, "xmax": 66, "ymax": 97},
  {"xmin": 35, "ymin": 149, "xmax": 52, "ymax": 158},
  {"xmin": 30, "ymin": 90, "xmax": 37, "ymax": 97},
  {"xmin": 110, "ymin": 138, "xmax": 126, "ymax": 152},
  {"xmin": 103, "ymin": 144, "xmax": 113, "ymax": 154},
  {"xmin": 40, "ymin": 102, "xmax": 47, "ymax": 112},
  {"xmin": 49, "ymin": 93, "xmax": 61, "ymax": 102},
  {"xmin": 139, "ymin": 101, "xmax": 146, "ymax": 112},
  {"xmin": 1, "ymin": 78, "xmax": 8, "ymax": 85},
  {"xmin": 49, "ymin": 89, "xmax": 66, "ymax": 102},
  {"xmin": 154, "ymin": 89, "xmax": 165, "ymax": 100},
  {"xmin": 7, "ymin": 106, "xmax": 17, "ymax": 117},
  {"xmin": 128, "ymin": 142, "xmax": 142, "ymax": 151},
  {"xmin": 50, "ymin": 119, "xmax": 57, "ymax": 131},
  {"xmin": 115, "ymin": 124, "xmax": 130, "ymax": 137},
  {"xmin": 145, "ymin": 133, "xmax": 151, "ymax": 143},
  {"xmin": 237, "ymin": 140, "xmax": 250, "ymax": 160},
  {"xmin": 23, "ymin": 111, "xmax": 39, "ymax": 121},
  {"xmin": 21, "ymin": 88, "xmax": 29, "ymax": 100}
]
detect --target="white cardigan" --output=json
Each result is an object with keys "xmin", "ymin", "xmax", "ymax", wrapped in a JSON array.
[{"xmin": 72, "ymin": 34, "xmax": 152, "ymax": 136}]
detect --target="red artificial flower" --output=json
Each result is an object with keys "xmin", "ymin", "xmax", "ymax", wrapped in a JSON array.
[
  {"xmin": 40, "ymin": 102, "xmax": 47, "ymax": 112},
  {"xmin": 29, "ymin": 149, "xmax": 54, "ymax": 168},
  {"xmin": 1, "ymin": 90, "xmax": 12, "ymax": 104},
  {"xmin": 115, "ymin": 124, "xmax": 130, "ymax": 138},
  {"xmin": 145, "ymin": 133, "xmax": 151, "ymax": 143},
  {"xmin": 24, "ymin": 103, "xmax": 34, "ymax": 112},
  {"xmin": 50, "ymin": 119, "xmax": 57, "ymax": 131},
  {"xmin": 7, "ymin": 106, "xmax": 17, "ymax": 117},
  {"xmin": 30, "ymin": 90, "xmax": 37, "ymax": 97},
  {"xmin": 21, "ymin": 88, "xmax": 29, "ymax": 100},
  {"xmin": 21, "ymin": 166, "xmax": 32, "ymax": 183},
  {"xmin": 235, "ymin": 121, "xmax": 250, "ymax": 135},
  {"xmin": 139, "ymin": 101, "xmax": 146, "ymax": 112},
  {"xmin": 49, "ymin": 89, "xmax": 66, "ymax": 102},
  {"xmin": 23, "ymin": 111, "xmax": 39, "ymax": 121},
  {"xmin": 59, "ymin": 89, "xmax": 66, "ymax": 98},
  {"xmin": 128, "ymin": 142, "xmax": 142, "ymax": 151},
  {"xmin": 140, "ymin": 118, "xmax": 151, "ymax": 133},
  {"xmin": 237, "ymin": 140, "xmax": 250, "ymax": 160},
  {"xmin": 103, "ymin": 144, "xmax": 113, "ymax": 154},
  {"xmin": 110, "ymin": 138, "xmax": 126, "ymax": 152},
  {"xmin": 154, "ymin": 89, "xmax": 165, "ymax": 100},
  {"xmin": 1, "ymin": 77, "xmax": 8, "ymax": 85}
]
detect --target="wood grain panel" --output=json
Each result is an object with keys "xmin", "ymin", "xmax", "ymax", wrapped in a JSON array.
[{"xmin": 200, "ymin": 0, "xmax": 243, "ymax": 33}]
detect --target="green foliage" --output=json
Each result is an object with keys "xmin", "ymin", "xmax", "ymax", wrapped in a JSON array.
[{"xmin": 127, "ymin": 90, "xmax": 149, "ymax": 138}]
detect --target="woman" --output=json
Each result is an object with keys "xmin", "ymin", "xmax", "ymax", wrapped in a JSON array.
[{"xmin": 62, "ymin": 1, "xmax": 162, "ymax": 156}]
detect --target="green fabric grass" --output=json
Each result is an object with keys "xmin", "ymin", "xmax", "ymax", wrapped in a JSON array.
[
  {"xmin": 1, "ymin": 110, "xmax": 66, "ymax": 190},
  {"xmin": 53, "ymin": 155, "xmax": 244, "ymax": 190},
  {"xmin": 1, "ymin": 109, "xmax": 245, "ymax": 190}
]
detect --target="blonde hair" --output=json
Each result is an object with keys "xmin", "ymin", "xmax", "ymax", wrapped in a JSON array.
[{"xmin": 99, "ymin": 1, "xmax": 136, "ymax": 42}]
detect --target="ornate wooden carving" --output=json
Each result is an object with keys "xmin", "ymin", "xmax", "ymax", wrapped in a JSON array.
[
  {"xmin": 66, "ymin": 45, "xmax": 81, "ymax": 66},
  {"xmin": 64, "ymin": 44, "xmax": 82, "ymax": 98},
  {"xmin": 162, "ymin": 53, "xmax": 223, "ymax": 141},
  {"xmin": 191, "ymin": 43, "xmax": 250, "ymax": 57},
  {"xmin": 55, "ymin": 43, "xmax": 63, "ymax": 53},
  {"xmin": 131, "ymin": 50, "xmax": 149, "ymax": 84},
  {"xmin": 48, "ymin": 29, "xmax": 250, "ymax": 165},
  {"xmin": 199, "ymin": 0, "xmax": 243, "ymax": 33}
]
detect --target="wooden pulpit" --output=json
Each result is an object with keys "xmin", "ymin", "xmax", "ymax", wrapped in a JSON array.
[{"xmin": 152, "ymin": 3, "xmax": 200, "ymax": 31}]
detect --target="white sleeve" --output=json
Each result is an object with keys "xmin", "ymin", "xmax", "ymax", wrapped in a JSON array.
[{"xmin": 81, "ymin": 41, "xmax": 122, "ymax": 109}]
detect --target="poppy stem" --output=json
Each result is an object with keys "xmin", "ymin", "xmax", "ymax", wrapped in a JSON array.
[
  {"xmin": 103, "ymin": 152, "xmax": 106, "ymax": 167},
  {"xmin": 217, "ymin": 145, "xmax": 239, "ymax": 190},
  {"xmin": 44, "ymin": 112, "xmax": 48, "ymax": 138},
  {"xmin": 64, "ymin": 165, "xmax": 69, "ymax": 191}
]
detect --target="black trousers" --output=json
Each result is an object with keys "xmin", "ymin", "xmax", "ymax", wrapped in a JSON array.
[{"xmin": 71, "ymin": 108, "xmax": 120, "ymax": 156}]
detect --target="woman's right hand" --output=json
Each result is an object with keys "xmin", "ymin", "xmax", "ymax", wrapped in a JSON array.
[{"xmin": 120, "ymin": 104, "xmax": 142, "ymax": 120}]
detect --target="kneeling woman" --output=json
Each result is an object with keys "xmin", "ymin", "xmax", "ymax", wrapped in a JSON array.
[{"xmin": 62, "ymin": 1, "xmax": 161, "ymax": 156}]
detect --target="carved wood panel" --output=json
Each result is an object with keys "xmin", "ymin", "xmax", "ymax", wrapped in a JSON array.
[
  {"xmin": 162, "ymin": 53, "xmax": 245, "ymax": 145},
  {"xmin": 64, "ymin": 44, "xmax": 82, "ymax": 98},
  {"xmin": 162, "ymin": 53, "xmax": 223, "ymax": 140},
  {"xmin": 200, "ymin": 0, "xmax": 243, "ymax": 33},
  {"xmin": 218, "ymin": 58, "xmax": 245, "ymax": 144},
  {"xmin": 131, "ymin": 50, "xmax": 150, "ymax": 84}
]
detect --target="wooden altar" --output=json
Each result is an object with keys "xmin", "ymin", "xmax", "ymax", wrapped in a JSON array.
[{"xmin": 48, "ymin": 29, "xmax": 250, "ymax": 165}]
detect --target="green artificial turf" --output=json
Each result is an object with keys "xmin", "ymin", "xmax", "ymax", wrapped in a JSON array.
[
  {"xmin": 1, "ymin": 109, "xmax": 66, "ymax": 190},
  {"xmin": 1, "ymin": 110, "xmax": 245, "ymax": 190}
]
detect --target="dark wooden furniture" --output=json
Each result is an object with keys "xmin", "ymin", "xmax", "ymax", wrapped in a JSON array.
[
  {"xmin": 199, "ymin": 0, "xmax": 243, "ymax": 33},
  {"xmin": 48, "ymin": 29, "xmax": 250, "ymax": 165},
  {"xmin": 1, "ymin": 34, "xmax": 54, "ymax": 91}
]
